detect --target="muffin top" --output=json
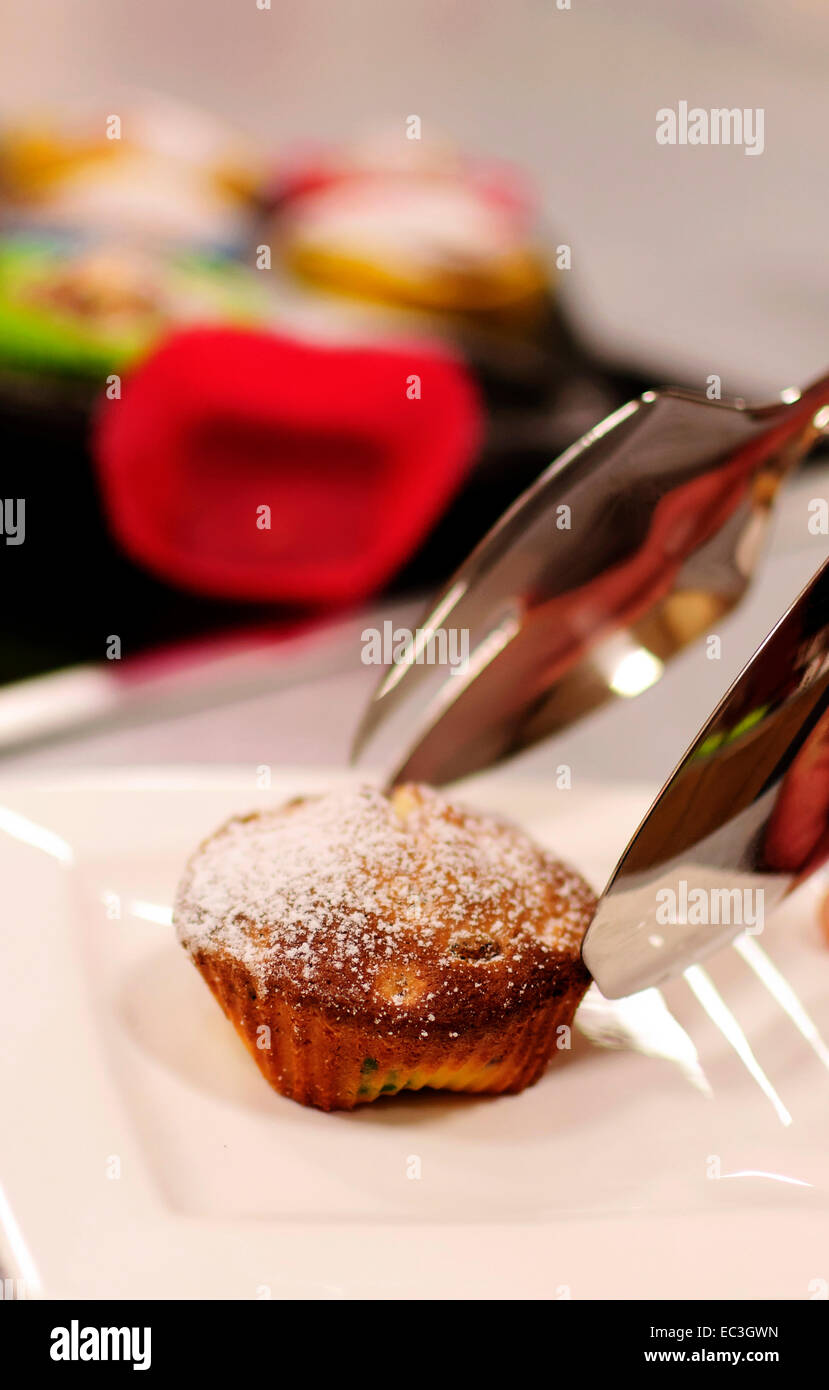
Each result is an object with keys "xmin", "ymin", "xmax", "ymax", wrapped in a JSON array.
[{"xmin": 175, "ymin": 783, "xmax": 595, "ymax": 1032}]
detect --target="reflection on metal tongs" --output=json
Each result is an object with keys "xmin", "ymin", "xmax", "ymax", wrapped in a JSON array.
[
  {"xmin": 352, "ymin": 371, "xmax": 829, "ymax": 1004},
  {"xmin": 353, "ymin": 372, "xmax": 829, "ymax": 787},
  {"xmin": 582, "ymin": 556, "xmax": 829, "ymax": 996}
]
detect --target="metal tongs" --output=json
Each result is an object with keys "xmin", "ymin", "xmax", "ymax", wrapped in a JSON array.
[{"xmin": 352, "ymin": 372, "xmax": 829, "ymax": 996}]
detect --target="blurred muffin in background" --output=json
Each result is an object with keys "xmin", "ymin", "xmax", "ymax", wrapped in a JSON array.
[
  {"xmin": 0, "ymin": 97, "xmax": 271, "ymax": 398},
  {"xmin": 0, "ymin": 236, "xmax": 269, "ymax": 382},
  {"xmin": 267, "ymin": 132, "xmax": 549, "ymax": 326},
  {"xmin": 0, "ymin": 93, "xmax": 264, "ymax": 252}
]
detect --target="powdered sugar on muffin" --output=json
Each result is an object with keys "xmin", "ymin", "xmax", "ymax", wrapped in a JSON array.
[{"xmin": 175, "ymin": 783, "xmax": 595, "ymax": 1034}]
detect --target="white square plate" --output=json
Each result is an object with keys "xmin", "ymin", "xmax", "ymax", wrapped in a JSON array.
[{"xmin": 1, "ymin": 768, "xmax": 828, "ymax": 1299}]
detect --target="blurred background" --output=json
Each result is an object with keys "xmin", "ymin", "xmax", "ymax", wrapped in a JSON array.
[{"xmin": 0, "ymin": 0, "xmax": 827, "ymax": 777}]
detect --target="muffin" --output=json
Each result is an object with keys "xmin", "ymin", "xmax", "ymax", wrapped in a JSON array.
[{"xmin": 174, "ymin": 783, "xmax": 595, "ymax": 1110}]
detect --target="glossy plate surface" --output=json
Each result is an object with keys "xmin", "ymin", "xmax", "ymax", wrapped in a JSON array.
[{"xmin": 1, "ymin": 768, "xmax": 827, "ymax": 1299}]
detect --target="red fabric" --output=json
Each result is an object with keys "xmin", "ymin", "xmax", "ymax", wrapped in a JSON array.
[{"xmin": 93, "ymin": 327, "xmax": 481, "ymax": 605}]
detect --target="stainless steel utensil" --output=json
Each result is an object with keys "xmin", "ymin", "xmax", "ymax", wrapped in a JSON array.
[
  {"xmin": 582, "ymin": 556, "xmax": 829, "ymax": 997},
  {"xmin": 352, "ymin": 373, "xmax": 829, "ymax": 786}
]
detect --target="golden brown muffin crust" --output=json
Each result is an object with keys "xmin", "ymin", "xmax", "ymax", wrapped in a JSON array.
[{"xmin": 175, "ymin": 784, "xmax": 595, "ymax": 1039}]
